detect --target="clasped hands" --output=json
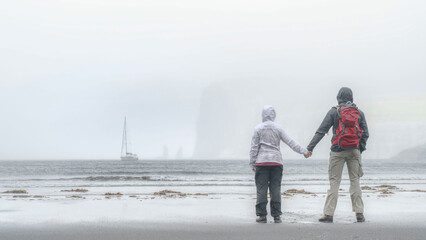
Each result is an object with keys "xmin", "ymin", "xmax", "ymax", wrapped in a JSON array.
[
  {"xmin": 252, "ymin": 150, "xmax": 312, "ymax": 172},
  {"xmin": 304, "ymin": 151, "xmax": 313, "ymax": 159}
]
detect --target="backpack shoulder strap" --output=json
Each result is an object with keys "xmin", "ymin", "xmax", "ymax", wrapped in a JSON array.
[{"xmin": 335, "ymin": 105, "xmax": 342, "ymax": 119}]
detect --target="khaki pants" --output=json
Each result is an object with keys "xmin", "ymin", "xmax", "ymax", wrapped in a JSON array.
[{"xmin": 324, "ymin": 149, "xmax": 364, "ymax": 216}]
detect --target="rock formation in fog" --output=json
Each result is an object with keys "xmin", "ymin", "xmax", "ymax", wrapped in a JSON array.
[
  {"xmin": 162, "ymin": 145, "xmax": 169, "ymax": 159},
  {"xmin": 392, "ymin": 144, "xmax": 426, "ymax": 161},
  {"xmin": 175, "ymin": 147, "xmax": 183, "ymax": 159}
]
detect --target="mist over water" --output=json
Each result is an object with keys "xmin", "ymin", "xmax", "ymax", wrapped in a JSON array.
[{"xmin": 0, "ymin": 1, "xmax": 425, "ymax": 160}]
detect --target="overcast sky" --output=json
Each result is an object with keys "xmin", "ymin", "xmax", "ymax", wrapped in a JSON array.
[{"xmin": 1, "ymin": 0, "xmax": 425, "ymax": 160}]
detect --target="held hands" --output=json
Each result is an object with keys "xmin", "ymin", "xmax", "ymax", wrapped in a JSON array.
[{"xmin": 304, "ymin": 151, "xmax": 312, "ymax": 159}]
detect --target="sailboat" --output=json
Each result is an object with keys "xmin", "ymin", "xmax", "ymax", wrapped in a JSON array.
[{"xmin": 121, "ymin": 117, "xmax": 139, "ymax": 161}]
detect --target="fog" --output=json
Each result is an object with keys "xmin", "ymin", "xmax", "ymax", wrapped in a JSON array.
[{"xmin": 1, "ymin": 0, "xmax": 425, "ymax": 160}]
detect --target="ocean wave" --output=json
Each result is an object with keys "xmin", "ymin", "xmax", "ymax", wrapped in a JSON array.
[
  {"xmin": 0, "ymin": 176, "xmax": 162, "ymax": 182},
  {"xmin": 82, "ymin": 176, "xmax": 154, "ymax": 181},
  {"xmin": 1, "ymin": 175, "xmax": 426, "ymax": 183}
]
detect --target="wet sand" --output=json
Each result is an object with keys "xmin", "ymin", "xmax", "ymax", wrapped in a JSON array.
[{"xmin": 1, "ymin": 222, "xmax": 426, "ymax": 240}]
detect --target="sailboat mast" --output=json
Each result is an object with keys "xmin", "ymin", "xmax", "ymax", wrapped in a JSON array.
[
  {"xmin": 124, "ymin": 117, "xmax": 128, "ymax": 154},
  {"xmin": 121, "ymin": 117, "xmax": 128, "ymax": 156},
  {"xmin": 120, "ymin": 117, "xmax": 138, "ymax": 161}
]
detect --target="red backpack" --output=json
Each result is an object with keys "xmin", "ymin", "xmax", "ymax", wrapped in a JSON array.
[{"xmin": 332, "ymin": 105, "xmax": 364, "ymax": 149}]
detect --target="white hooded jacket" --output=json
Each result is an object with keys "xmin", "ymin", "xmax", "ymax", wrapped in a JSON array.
[{"xmin": 249, "ymin": 105, "xmax": 308, "ymax": 168}]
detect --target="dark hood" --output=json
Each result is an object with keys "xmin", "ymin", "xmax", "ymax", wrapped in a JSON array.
[{"xmin": 337, "ymin": 87, "xmax": 353, "ymax": 104}]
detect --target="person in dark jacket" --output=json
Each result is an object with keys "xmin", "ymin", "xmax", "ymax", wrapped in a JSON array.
[{"xmin": 307, "ymin": 87, "xmax": 369, "ymax": 223}]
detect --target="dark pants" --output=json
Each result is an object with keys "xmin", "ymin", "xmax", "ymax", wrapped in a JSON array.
[{"xmin": 255, "ymin": 165, "xmax": 283, "ymax": 217}]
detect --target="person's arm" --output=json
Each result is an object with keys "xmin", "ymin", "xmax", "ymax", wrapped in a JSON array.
[
  {"xmin": 307, "ymin": 108, "xmax": 335, "ymax": 152},
  {"xmin": 279, "ymin": 128, "xmax": 308, "ymax": 155},
  {"xmin": 249, "ymin": 129, "xmax": 260, "ymax": 170},
  {"xmin": 358, "ymin": 110, "xmax": 369, "ymax": 153}
]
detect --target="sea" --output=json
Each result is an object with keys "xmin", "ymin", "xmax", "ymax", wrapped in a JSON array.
[{"xmin": 1, "ymin": 159, "xmax": 425, "ymax": 196}]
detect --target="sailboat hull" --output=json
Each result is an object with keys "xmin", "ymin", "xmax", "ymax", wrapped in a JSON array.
[{"xmin": 121, "ymin": 156, "xmax": 138, "ymax": 161}]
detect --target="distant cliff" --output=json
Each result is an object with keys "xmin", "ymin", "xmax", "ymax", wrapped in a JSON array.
[{"xmin": 392, "ymin": 144, "xmax": 426, "ymax": 161}]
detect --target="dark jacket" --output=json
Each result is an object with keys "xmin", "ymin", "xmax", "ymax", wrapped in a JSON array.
[{"xmin": 307, "ymin": 87, "xmax": 369, "ymax": 153}]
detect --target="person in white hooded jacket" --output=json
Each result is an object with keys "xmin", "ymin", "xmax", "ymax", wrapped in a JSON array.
[{"xmin": 250, "ymin": 105, "xmax": 311, "ymax": 223}]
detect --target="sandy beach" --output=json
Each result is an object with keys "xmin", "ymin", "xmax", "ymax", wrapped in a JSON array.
[
  {"xmin": 2, "ymin": 184, "xmax": 425, "ymax": 223},
  {"xmin": 1, "ymin": 160, "xmax": 425, "ymax": 239},
  {"xmin": 1, "ymin": 185, "xmax": 426, "ymax": 240}
]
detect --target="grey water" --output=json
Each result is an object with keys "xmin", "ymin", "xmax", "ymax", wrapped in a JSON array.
[{"xmin": 0, "ymin": 159, "xmax": 425, "ymax": 190}]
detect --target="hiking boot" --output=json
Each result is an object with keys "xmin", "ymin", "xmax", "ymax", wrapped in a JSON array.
[
  {"xmin": 256, "ymin": 216, "xmax": 267, "ymax": 223},
  {"xmin": 318, "ymin": 215, "xmax": 333, "ymax": 223},
  {"xmin": 356, "ymin": 213, "xmax": 365, "ymax": 222},
  {"xmin": 274, "ymin": 216, "xmax": 282, "ymax": 223}
]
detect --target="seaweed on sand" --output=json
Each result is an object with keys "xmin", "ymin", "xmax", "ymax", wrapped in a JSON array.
[
  {"xmin": 282, "ymin": 189, "xmax": 317, "ymax": 197},
  {"xmin": 105, "ymin": 192, "xmax": 123, "ymax": 196},
  {"xmin": 61, "ymin": 189, "xmax": 89, "ymax": 193},
  {"xmin": 3, "ymin": 190, "xmax": 28, "ymax": 194},
  {"xmin": 67, "ymin": 195, "xmax": 84, "ymax": 199},
  {"xmin": 153, "ymin": 190, "xmax": 209, "ymax": 198},
  {"xmin": 378, "ymin": 189, "xmax": 394, "ymax": 194},
  {"xmin": 188, "ymin": 193, "xmax": 208, "ymax": 196},
  {"xmin": 154, "ymin": 190, "xmax": 182, "ymax": 195},
  {"xmin": 285, "ymin": 189, "xmax": 314, "ymax": 194},
  {"xmin": 13, "ymin": 195, "xmax": 30, "ymax": 198},
  {"xmin": 281, "ymin": 192, "xmax": 293, "ymax": 197},
  {"xmin": 32, "ymin": 195, "xmax": 46, "ymax": 198},
  {"xmin": 376, "ymin": 185, "xmax": 398, "ymax": 190}
]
